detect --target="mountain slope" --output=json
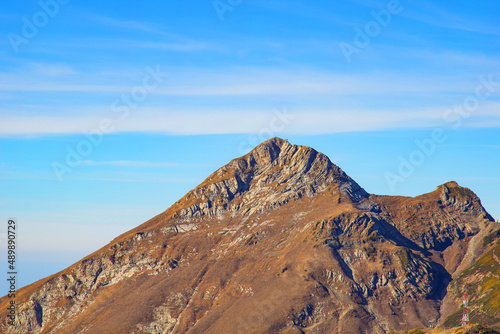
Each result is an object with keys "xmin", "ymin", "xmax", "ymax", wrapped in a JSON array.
[{"xmin": 0, "ymin": 137, "xmax": 497, "ymax": 334}]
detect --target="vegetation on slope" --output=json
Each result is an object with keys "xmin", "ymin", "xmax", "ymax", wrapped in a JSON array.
[
  {"xmin": 389, "ymin": 324, "xmax": 499, "ymax": 334},
  {"xmin": 444, "ymin": 240, "xmax": 500, "ymax": 329}
]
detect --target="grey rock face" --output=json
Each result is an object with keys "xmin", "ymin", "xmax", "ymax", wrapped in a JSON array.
[{"xmin": 175, "ymin": 137, "xmax": 368, "ymax": 219}]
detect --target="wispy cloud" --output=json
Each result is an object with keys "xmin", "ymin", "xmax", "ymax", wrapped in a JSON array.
[
  {"xmin": 39, "ymin": 38, "xmax": 212, "ymax": 52},
  {"xmin": 1, "ymin": 103, "xmax": 499, "ymax": 136},
  {"xmin": 58, "ymin": 12, "xmax": 212, "ymax": 52},
  {"xmin": 81, "ymin": 160, "xmax": 178, "ymax": 167},
  {"xmin": 84, "ymin": 12, "xmax": 176, "ymax": 37},
  {"xmin": 30, "ymin": 63, "xmax": 77, "ymax": 76},
  {"xmin": 0, "ymin": 168, "xmax": 204, "ymax": 182},
  {"xmin": 126, "ymin": 41, "xmax": 209, "ymax": 52},
  {"xmin": 402, "ymin": 2, "xmax": 500, "ymax": 36},
  {"xmin": 1, "ymin": 66, "xmax": 493, "ymax": 96},
  {"xmin": 0, "ymin": 170, "xmax": 54, "ymax": 180},
  {"xmin": 69, "ymin": 172, "xmax": 202, "ymax": 183}
]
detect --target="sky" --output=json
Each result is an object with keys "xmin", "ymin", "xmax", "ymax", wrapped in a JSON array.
[{"xmin": 0, "ymin": 0, "xmax": 499, "ymax": 289}]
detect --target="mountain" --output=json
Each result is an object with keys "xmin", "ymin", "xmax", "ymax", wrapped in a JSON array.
[{"xmin": 1, "ymin": 137, "xmax": 499, "ymax": 333}]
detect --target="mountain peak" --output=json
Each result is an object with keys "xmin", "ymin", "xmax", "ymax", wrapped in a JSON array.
[
  {"xmin": 443, "ymin": 180, "xmax": 459, "ymax": 188},
  {"xmin": 256, "ymin": 136, "xmax": 288, "ymax": 149},
  {"xmin": 242, "ymin": 136, "xmax": 292, "ymax": 166},
  {"xmin": 168, "ymin": 137, "xmax": 369, "ymax": 220}
]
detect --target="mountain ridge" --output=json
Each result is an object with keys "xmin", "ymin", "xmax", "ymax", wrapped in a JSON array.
[{"xmin": 159, "ymin": 137, "xmax": 371, "ymax": 220}]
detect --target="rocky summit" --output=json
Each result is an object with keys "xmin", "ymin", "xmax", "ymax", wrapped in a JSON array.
[{"xmin": 1, "ymin": 137, "xmax": 499, "ymax": 333}]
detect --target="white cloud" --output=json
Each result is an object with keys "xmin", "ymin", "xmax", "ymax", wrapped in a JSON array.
[
  {"xmin": 83, "ymin": 12, "xmax": 177, "ymax": 37},
  {"xmin": 28, "ymin": 63, "xmax": 78, "ymax": 76},
  {"xmin": 1, "ymin": 102, "xmax": 499, "ymax": 136},
  {"xmin": 1, "ymin": 64, "xmax": 498, "ymax": 136},
  {"xmin": 0, "ymin": 67, "xmax": 488, "ymax": 96},
  {"xmin": 40, "ymin": 38, "xmax": 212, "ymax": 52},
  {"xmin": 81, "ymin": 160, "xmax": 178, "ymax": 167},
  {"xmin": 126, "ymin": 41, "xmax": 209, "ymax": 52},
  {"xmin": 402, "ymin": 2, "xmax": 500, "ymax": 36}
]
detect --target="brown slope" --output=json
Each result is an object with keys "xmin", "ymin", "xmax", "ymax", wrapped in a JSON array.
[{"xmin": 0, "ymin": 137, "xmax": 497, "ymax": 334}]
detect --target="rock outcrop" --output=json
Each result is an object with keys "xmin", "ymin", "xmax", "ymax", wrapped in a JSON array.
[{"xmin": 169, "ymin": 137, "xmax": 369, "ymax": 219}]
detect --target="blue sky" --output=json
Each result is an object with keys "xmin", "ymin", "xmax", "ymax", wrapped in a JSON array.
[{"xmin": 0, "ymin": 0, "xmax": 499, "ymax": 288}]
